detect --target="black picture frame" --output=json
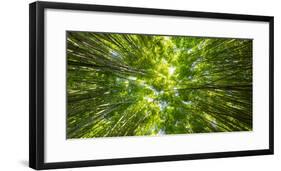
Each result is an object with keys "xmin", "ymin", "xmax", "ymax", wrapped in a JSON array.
[{"xmin": 29, "ymin": 1, "xmax": 274, "ymax": 170}]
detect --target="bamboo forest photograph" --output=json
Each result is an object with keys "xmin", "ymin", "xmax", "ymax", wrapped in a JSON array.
[{"xmin": 66, "ymin": 31, "xmax": 253, "ymax": 139}]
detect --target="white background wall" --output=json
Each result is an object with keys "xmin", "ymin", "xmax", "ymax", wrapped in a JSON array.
[{"xmin": 0, "ymin": 0, "xmax": 279, "ymax": 170}]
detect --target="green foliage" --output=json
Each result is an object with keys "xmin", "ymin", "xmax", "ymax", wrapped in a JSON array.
[{"xmin": 66, "ymin": 32, "xmax": 252, "ymax": 139}]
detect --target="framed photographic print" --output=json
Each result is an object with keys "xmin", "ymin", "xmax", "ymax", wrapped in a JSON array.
[{"xmin": 29, "ymin": 1, "xmax": 274, "ymax": 170}]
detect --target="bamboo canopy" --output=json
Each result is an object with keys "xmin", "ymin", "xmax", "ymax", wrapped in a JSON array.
[{"xmin": 66, "ymin": 32, "xmax": 252, "ymax": 139}]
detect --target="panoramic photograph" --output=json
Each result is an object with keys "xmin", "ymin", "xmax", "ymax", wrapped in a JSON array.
[{"xmin": 66, "ymin": 32, "xmax": 253, "ymax": 139}]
